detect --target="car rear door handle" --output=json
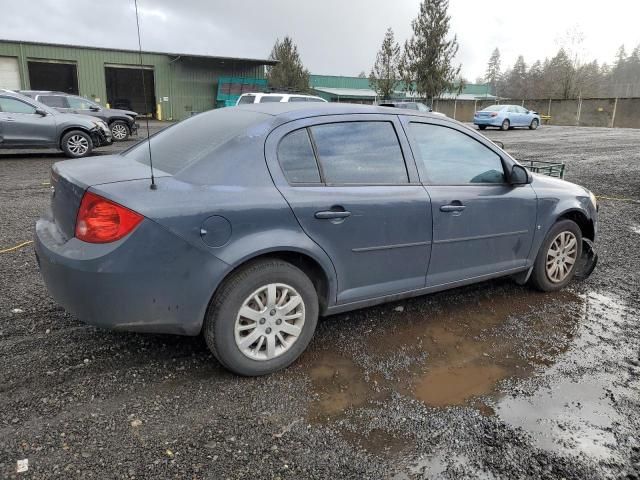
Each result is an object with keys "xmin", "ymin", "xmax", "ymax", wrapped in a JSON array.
[
  {"xmin": 315, "ymin": 210, "xmax": 351, "ymax": 219},
  {"xmin": 440, "ymin": 204, "xmax": 466, "ymax": 212}
]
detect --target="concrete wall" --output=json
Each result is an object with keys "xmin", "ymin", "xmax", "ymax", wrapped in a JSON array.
[{"xmin": 432, "ymin": 97, "xmax": 640, "ymax": 129}]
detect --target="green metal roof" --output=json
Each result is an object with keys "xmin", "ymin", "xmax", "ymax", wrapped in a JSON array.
[{"xmin": 0, "ymin": 38, "xmax": 276, "ymax": 65}]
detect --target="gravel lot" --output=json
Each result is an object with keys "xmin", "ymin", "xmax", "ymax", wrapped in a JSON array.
[{"xmin": 1, "ymin": 123, "xmax": 639, "ymax": 479}]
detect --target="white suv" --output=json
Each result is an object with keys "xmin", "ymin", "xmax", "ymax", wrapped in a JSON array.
[{"xmin": 236, "ymin": 93, "xmax": 327, "ymax": 105}]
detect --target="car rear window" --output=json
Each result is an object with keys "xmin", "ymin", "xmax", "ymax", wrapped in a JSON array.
[
  {"xmin": 310, "ymin": 121, "xmax": 408, "ymax": 184},
  {"xmin": 482, "ymin": 105, "xmax": 504, "ymax": 112},
  {"xmin": 38, "ymin": 95, "xmax": 69, "ymax": 108},
  {"xmin": 237, "ymin": 95, "xmax": 256, "ymax": 104},
  {"xmin": 125, "ymin": 108, "xmax": 269, "ymax": 174},
  {"xmin": 277, "ymin": 129, "xmax": 321, "ymax": 183}
]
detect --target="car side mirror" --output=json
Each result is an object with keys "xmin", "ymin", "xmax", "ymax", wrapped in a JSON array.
[
  {"xmin": 35, "ymin": 108, "xmax": 48, "ymax": 116},
  {"xmin": 492, "ymin": 140, "xmax": 505, "ymax": 149},
  {"xmin": 89, "ymin": 105, "xmax": 101, "ymax": 112},
  {"xmin": 510, "ymin": 164, "xmax": 531, "ymax": 185}
]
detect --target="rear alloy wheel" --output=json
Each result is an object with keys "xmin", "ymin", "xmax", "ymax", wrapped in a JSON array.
[
  {"xmin": 529, "ymin": 118, "xmax": 539, "ymax": 130},
  {"xmin": 61, "ymin": 130, "xmax": 93, "ymax": 158},
  {"xmin": 501, "ymin": 119, "xmax": 510, "ymax": 131},
  {"xmin": 530, "ymin": 219, "xmax": 582, "ymax": 291},
  {"xmin": 204, "ymin": 259, "xmax": 318, "ymax": 376},
  {"xmin": 110, "ymin": 120, "xmax": 130, "ymax": 141}
]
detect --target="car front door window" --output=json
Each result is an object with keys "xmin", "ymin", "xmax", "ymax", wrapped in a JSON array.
[
  {"xmin": 408, "ymin": 123, "xmax": 505, "ymax": 185},
  {"xmin": 0, "ymin": 97, "xmax": 37, "ymax": 114},
  {"xmin": 67, "ymin": 96, "xmax": 96, "ymax": 110}
]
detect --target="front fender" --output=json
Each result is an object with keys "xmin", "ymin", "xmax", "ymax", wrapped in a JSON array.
[{"xmin": 528, "ymin": 193, "xmax": 597, "ymax": 262}]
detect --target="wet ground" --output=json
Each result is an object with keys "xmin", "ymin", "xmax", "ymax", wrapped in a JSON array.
[{"xmin": 1, "ymin": 124, "xmax": 639, "ymax": 479}]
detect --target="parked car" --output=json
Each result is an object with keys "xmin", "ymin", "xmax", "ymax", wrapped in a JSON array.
[
  {"xmin": 35, "ymin": 103, "xmax": 597, "ymax": 376},
  {"xmin": 474, "ymin": 104, "xmax": 540, "ymax": 131},
  {"xmin": 0, "ymin": 90, "xmax": 112, "ymax": 157},
  {"xmin": 20, "ymin": 90, "xmax": 138, "ymax": 141},
  {"xmin": 236, "ymin": 92, "xmax": 327, "ymax": 105},
  {"xmin": 378, "ymin": 101, "xmax": 432, "ymax": 112}
]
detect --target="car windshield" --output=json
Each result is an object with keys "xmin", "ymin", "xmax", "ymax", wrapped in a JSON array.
[
  {"xmin": 482, "ymin": 105, "xmax": 505, "ymax": 112},
  {"xmin": 125, "ymin": 108, "xmax": 269, "ymax": 174}
]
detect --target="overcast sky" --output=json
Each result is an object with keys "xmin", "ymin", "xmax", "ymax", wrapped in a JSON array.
[{"xmin": 1, "ymin": 0, "xmax": 639, "ymax": 80}]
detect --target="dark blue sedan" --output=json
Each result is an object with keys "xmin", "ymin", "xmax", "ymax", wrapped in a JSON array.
[{"xmin": 35, "ymin": 103, "xmax": 597, "ymax": 375}]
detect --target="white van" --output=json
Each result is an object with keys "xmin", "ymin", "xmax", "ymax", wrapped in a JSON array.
[{"xmin": 236, "ymin": 93, "xmax": 327, "ymax": 105}]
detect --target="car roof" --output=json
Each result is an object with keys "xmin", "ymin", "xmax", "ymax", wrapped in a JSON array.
[
  {"xmin": 20, "ymin": 90, "xmax": 80, "ymax": 98},
  {"xmin": 234, "ymin": 102, "xmax": 443, "ymax": 121}
]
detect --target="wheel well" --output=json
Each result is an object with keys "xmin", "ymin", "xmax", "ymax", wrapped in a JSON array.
[
  {"xmin": 59, "ymin": 127, "xmax": 92, "ymax": 149},
  {"xmin": 222, "ymin": 252, "xmax": 331, "ymax": 313},
  {"xmin": 557, "ymin": 210, "xmax": 595, "ymax": 240}
]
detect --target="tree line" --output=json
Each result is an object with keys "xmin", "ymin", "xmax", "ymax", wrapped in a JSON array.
[
  {"xmin": 483, "ymin": 45, "xmax": 640, "ymax": 100},
  {"xmin": 263, "ymin": 1, "xmax": 640, "ymax": 101}
]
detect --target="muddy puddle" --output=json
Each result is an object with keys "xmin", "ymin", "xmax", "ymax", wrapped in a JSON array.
[{"xmin": 300, "ymin": 287, "xmax": 634, "ymax": 460}]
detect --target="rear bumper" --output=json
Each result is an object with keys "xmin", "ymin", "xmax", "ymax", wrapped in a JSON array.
[
  {"xmin": 473, "ymin": 117, "xmax": 501, "ymax": 126},
  {"xmin": 34, "ymin": 214, "xmax": 229, "ymax": 335}
]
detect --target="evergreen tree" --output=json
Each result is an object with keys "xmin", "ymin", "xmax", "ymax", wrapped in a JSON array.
[
  {"xmin": 265, "ymin": 36, "xmax": 310, "ymax": 92},
  {"xmin": 484, "ymin": 48, "xmax": 501, "ymax": 95},
  {"xmin": 404, "ymin": 0, "xmax": 461, "ymax": 102},
  {"xmin": 369, "ymin": 28, "xmax": 401, "ymax": 99}
]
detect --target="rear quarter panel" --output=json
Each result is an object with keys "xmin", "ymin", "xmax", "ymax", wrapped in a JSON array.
[{"xmin": 94, "ymin": 136, "xmax": 338, "ymax": 311}]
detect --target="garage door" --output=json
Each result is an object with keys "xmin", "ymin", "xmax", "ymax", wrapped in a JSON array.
[{"xmin": 0, "ymin": 57, "xmax": 20, "ymax": 90}]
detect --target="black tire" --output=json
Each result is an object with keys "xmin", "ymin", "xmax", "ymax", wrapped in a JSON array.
[
  {"xmin": 110, "ymin": 120, "xmax": 130, "ymax": 141},
  {"xmin": 529, "ymin": 118, "xmax": 539, "ymax": 130},
  {"xmin": 501, "ymin": 119, "xmax": 510, "ymax": 131},
  {"xmin": 530, "ymin": 220, "xmax": 582, "ymax": 292},
  {"xmin": 478, "ymin": 125, "xmax": 487, "ymax": 130},
  {"xmin": 60, "ymin": 130, "xmax": 93, "ymax": 158},
  {"xmin": 203, "ymin": 259, "xmax": 319, "ymax": 376}
]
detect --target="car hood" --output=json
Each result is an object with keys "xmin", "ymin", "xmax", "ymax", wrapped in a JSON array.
[
  {"xmin": 104, "ymin": 108, "xmax": 138, "ymax": 118},
  {"xmin": 529, "ymin": 172, "xmax": 589, "ymax": 196}
]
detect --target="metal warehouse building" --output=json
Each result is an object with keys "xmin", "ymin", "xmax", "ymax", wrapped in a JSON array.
[{"xmin": 0, "ymin": 39, "xmax": 274, "ymax": 120}]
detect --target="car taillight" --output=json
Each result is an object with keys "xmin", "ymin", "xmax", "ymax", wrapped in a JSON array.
[
  {"xmin": 75, "ymin": 191, "xmax": 143, "ymax": 243},
  {"xmin": 490, "ymin": 112, "xmax": 498, "ymax": 117}
]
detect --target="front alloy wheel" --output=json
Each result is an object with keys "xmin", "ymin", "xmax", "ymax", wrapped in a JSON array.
[
  {"xmin": 234, "ymin": 283, "xmax": 305, "ymax": 360},
  {"xmin": 545, "ymin": 231, "xmax": 578, "ymax": 283},
  {"xmin": 67, "ymin": 134, "xmax": 89, "ymax": 156},
  {"xmin": 530, "ymin": 219, "xmax": 582, "ymax": 292},
  {"xmin": 110, "ymin": 121, "xmax": 130, "ymax": 141}
]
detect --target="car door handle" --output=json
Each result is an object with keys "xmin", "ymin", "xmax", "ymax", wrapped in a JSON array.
[
  {"xmin": 315, "ymin": 210, "xmax": 351, "ymax": 219},
  {"xmin": 440, "ymin": 204, "xmax": 466, "ymax": 212}
]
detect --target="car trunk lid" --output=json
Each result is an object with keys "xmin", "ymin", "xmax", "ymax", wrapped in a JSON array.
[{"xmin": 50, "ymin": 154, "xmax": 170, "ymax": 240}]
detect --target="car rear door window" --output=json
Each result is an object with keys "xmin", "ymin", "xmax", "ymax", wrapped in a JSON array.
[
  {"xmin": 0, "ymin": 97, "xmax": 37, "ymax": 114},
  {"xmin": 277, "ymin": 129, "xmax": 321, "ymax": 183},
  {"xmin": 259, "ymin": 96, "xmax": 283, "ymax": 103},
  {"xmin": 288, "ymin": 97, "xmax": 307, "ymax": 102},
  {"xmin": 409, "ymin": 123, "xmax": 505, "ymax": 185},
  {"xmin": 310, "ymin": 121, "xmax": 408, "ymax": 184},
  {"xmin": 38, "ymin": 95, "xmax": 69, "ymax": 108}
]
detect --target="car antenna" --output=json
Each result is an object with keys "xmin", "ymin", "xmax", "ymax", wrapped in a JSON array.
[{"xmin": 134, "ymin": 0, "xmax": 157, "ymax": 190}]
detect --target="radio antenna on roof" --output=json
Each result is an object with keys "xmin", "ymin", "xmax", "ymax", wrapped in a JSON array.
[{"xmin": 133, "ymin": 0, "xmax": 157, "ymax": 190}]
